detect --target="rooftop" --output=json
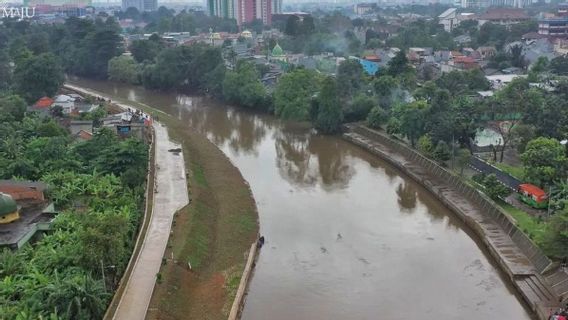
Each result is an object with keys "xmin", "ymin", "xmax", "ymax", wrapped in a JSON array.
[
  {"xmin": 33, "ymin": 97, "xmax": 54, "ymax": 109},
  {"xmin": 438, "ymin": 8, "xmax": 457, "ymax": 19},
  {"xmin": 479, "ymin": 8, "xmax": 529, "ymax": 21}
]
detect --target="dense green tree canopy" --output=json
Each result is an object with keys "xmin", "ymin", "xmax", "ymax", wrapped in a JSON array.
[{"xmin": 274, "ymin": 69, "xmax": 321, "ymax": 121}]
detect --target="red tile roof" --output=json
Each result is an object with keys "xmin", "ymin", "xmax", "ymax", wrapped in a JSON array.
[
  {"xmin": 33, "ymin": 97, "xmax": 54, "ymax": 109},
  {"xmin": 454, "ymin": 56, "xmax": 476, "ymax": 63},
  {"xmin": 77, "ymin": 130, "xmax": 93, "ymax": 141},
  {"xmin": 518, "ymin": 184, "xmax": 547, "ymax": 201}
]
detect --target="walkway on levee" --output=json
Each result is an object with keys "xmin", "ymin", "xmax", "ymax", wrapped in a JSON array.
[
  {"xmin": 113, "ymin": 122, "xmax": 189, "ymax": 319},
  {"xmin": 64, "ymin": 84, "xmax": 190, "ymax": 320}
]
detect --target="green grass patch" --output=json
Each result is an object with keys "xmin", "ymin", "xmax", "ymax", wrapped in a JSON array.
[
  {"xmin": 184, "ymin": 200, "xmax": 214, "ymax": 270},
  {"xmin": 192, "ymin": 163, "xmax": 208, "ymax": 187},
  {"xmin": 498, "ymin": 200, "xmax": 546, "ymax": 244},
  {"xmin": 232, "ymin": 211, "xmax": 257, "ymax": 234},
  {"xmin": 494, "ymin": 163, "xmax": 525, "ymax": 180}
]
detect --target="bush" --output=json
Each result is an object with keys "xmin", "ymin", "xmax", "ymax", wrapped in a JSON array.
[
  {"xmin": 433, "ymin": 140, "xmax": 451, "ymax": 162},
  {"xmin": 483, "ymin": 174, "xmax": 511, "ymax": 200},
  {"xmin": 386, "ymin": 117, "xmax": 401, "ymax": 135},
  {"xmin": 366, "ymin": 106, "xmax": 388, "ymax": 129},
  {"xmin": 417, "ymin": 135, "xmax": 433, "ymax": 156}
]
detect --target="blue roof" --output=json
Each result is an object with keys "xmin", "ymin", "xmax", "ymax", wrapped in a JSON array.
[{"xmin": 350, "ymin": 57, "xmax": 379, "ymax": 76}]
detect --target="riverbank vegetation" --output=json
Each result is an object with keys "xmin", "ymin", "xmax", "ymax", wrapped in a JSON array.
[
  {"xmin": 0, "ymin": 19, "xmax": 149, "ymax": 318},
  {"xmin": 0, "ymin": 114, "xmax": 148, "ymax": 319}
]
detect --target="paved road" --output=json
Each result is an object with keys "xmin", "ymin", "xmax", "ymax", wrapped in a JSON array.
[
  {"xmin": 63, "ymin": 84, "xmax": 190, "ymax": 320},
  {"xmin": 470, "ymin": 156, "xmax": 522, "ymax": 190},
  {"xmin": 113, "ymin": 122, "xmax": 189, "ymax": 320}
]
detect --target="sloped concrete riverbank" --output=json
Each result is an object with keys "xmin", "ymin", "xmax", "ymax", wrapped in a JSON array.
[{"xmin": 343, "ymin": 123, "xmax": 568, "ymax": 319}]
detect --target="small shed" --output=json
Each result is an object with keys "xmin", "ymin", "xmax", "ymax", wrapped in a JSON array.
[{"xmin": 518, "ymin": 183, "xmax": 548, "ymax": 209}]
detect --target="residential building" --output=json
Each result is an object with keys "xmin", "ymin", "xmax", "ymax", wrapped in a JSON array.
[
  {"xmin": 0, "ymin": 180, "xmax": 55, "ymax": 250},
  {"xmin": 538, "ymin": 4, "xmax": 568, "ymax": 38},
  {"xmin": 477, "ymin": 8, "xmax": 529, "ymax": 27},
  {"xmin": 489, "ymin": 0, "xmax": 532, "ymax": 8},
  {"xmin": 208, "ymin": 0, "xmax": 271, "ymax": 25},
  {"xmin": 52, "ymin": 94, "xmax": 76, "ymax": 114},
  {"xmin": 208, "ymin": 0, "xmax": 236, "ymax": 20},
  {"xmin": 439, "ymin": 8, "xmax": 458, "ymax": 32},
  {"xmin": 354, "ymin": 3, "xmax": 377, "ymax": 16},
  {"xmin": 122, "ymin": 0, "xmax": 156, "ymax": 11},
  {"xmin": 271, "ymin": 0, "xmax": 282, "ymax": 14},
  {"xmin": 457, "ymin": 0, "xmax": 489, "ymax": 8}
]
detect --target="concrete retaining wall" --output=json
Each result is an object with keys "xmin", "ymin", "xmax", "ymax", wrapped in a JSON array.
[
  {"xmin": 347, "ymin": 125, "xmax": 552, "ymax": 273},
  {"xmin": 228, "ymin": 242, "xmax": 259, "ymax": 320},
  {"xmin": 343, "ymin": 124, "xmax": 561, "ymax": 318}
]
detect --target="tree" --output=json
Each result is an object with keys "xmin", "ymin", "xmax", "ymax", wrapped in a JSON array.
[
  {"xmin": 455, "ymin": 148, "xmax": 471, "ymax": 176},
  {"xmin": 274, "ymin": 69, "xmax": 320, "ymax": 121},
  {"xmin": 0, "ymin": 49, "xmax": 11, "ymax": 91},
  {"xmin": 509, "ymin": 44, "xmax": 526, "ymax": 69},
  {"xmin": 366, "ymin": 106, "xmax": 388, "ymax": 129},
  {"xmin": 393, "ymin": 100, "xmax": 429, "ymax": 147},
  {"xmin": 542, "ymin": 206, "xmax": 568, "ymax": 258},
  {"xmin": 129, "ymin": 38, "xmax": 163, "ymax": 63},
  {"xmin": 336, "ymin": 59, "xmax": 364, "ymax": 101},
  {"xmin": 373, "ymin": 75, "xmax": 398, "ymax": 109},
  {"xmin": 511, "ymin": 124, "xmax": 536, "ymax": 153},
  {"xmin": 108, "ymin": 56, "xmax": 139, "ymax": 83},
  {"xmin": 483, "ymin": 174, "xmax": 511, "ymax": 200},
  {"xmin": 521, "ymin": 137, "xmax": 567, "ymax": 188},
  {"xmin": 14, "ymin": 53, "xmax": 64, "ymax": 103},
  {"xmin": 550, "ymin": 56, "xmax": 568, "ymax": 75},
  {"xmin": 433, "ymin": 140, "xmax": 451, "ymax": 163},
  {"xmin": 345, "ymin": 94, "xmax": 376, "ymax": 122},
  {"xmin": 0, "ymin": 95, "xmax": 27, "ymax": 122},
  {"xmin": 492, "ymin": 78, "xmax": 543, "ymax": 162},
  {"xmin": 314, "ymin": 77, "xmax": 343, "ymax": 134},
  {"xmin": 222, "ymin": 61, "xmax": 267, "ymax": 109},
  {"xmin": 386, "ymin": 50, "xmax": 410, "ymax": 76}
]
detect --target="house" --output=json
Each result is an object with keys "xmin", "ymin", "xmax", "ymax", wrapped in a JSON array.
[
  {"xmin": 69, "ymin": 120, "xmax": 93, "ymax": 136},
  {"xmin": 477, "ymin": 8, "xmax": 529, "ymax": 28},
  {"xmin": 32, "ymin": 97, "xmax": 54, "ymax": 110},
  {"xmin": 486, "ymin": 74, "xmax": 527, "ymax": 89},
  {"xmin": 518, "ymin": 184, "xmax": 548, "ymax": 209},
  {"xmin": 439, "ymin": 8, "xmax": 459, "ymax": 32},
  {"xmin": 454, "ymin": 34, "xmax": 472, "ymax": 45},
  {"xmin": 476, "ymin": 46, "xmax": 496, "ymax": 59},
  {"xmin": 76, "ymin": 130, "xmax": 93, "ymax": 141},
  {"xmin": 349, "ymin": 56, "xmax": 379, "ymax": 76},
  {"xmin": 0, "ymin": 180, "xmax": 55, "ymax": 250},
  {"xmin": 52, "ymin": 94, "xmax": 76, "ymax": 114}
]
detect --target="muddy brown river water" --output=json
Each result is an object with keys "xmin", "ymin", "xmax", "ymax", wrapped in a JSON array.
[{"xmin": 69, "ymin": 78, "xmax": 533, "ymax": 320}]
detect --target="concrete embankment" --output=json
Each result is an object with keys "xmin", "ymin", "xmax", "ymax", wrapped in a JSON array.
[
  {"xmin": 343, "ymin": 124, "xmax": 568, "ymax": 320},
  {"xmin": 228, "ymin": 242, "xmax": 259, "ymax": 320}
]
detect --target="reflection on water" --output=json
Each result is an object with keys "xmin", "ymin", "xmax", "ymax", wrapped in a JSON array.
[{"xmin": 68, "ymin": 77, "xmax": 533, "ymax": 320}]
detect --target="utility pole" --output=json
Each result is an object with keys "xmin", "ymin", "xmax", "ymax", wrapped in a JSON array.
[
  {"xmin": 100, "ymin": 259, "xmax": 106, "ymax": 292},
  {"xmin": 547, "ymin": 185, "xmax": 557, "ymax": 218}
]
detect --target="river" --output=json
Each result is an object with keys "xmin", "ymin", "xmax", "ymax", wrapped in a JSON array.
[{"xmin": 68, "ymin": 78, "xmax": 533, "ymax": 320}]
